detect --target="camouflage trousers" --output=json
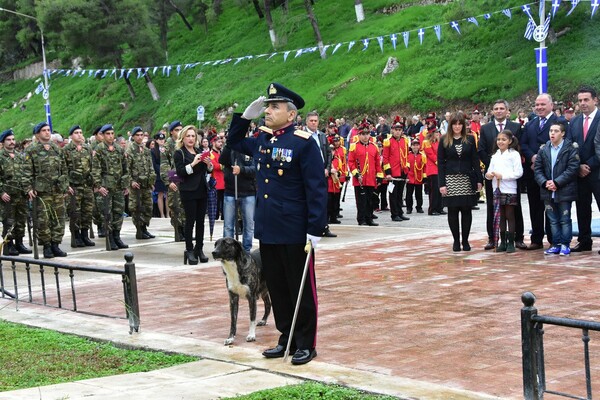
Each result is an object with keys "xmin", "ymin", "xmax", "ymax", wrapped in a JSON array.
[
  {"xmin": 168, "ymin": 188, "xmax": 185, "ymax": 229},
  {"xmin": 35, "ymin": 190, "xmax": 66, "ymax": 245},
  {"xmin": 1, "ymin": 192, "xmax": 28, "ymax": 240},
  {"xmin": 130, "ymin": 187, "xmax": 153, "ymax": 228},
  {"xmin": 67, "ymin": 186, "xmax": 94, "ymax": 231},
  {"xmin": 94, "ymin": 190, "xmax": 125, "ymax": 233}
]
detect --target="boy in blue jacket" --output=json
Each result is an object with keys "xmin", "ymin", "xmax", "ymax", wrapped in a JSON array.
[{"xmin": 534, "ymin": 123, "xmax": 580, "ymax": 256}]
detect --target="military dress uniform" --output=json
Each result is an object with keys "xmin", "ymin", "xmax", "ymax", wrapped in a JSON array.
[
  {"xmin": 92, "ymin": 135, "xmax": 130, "ymax": 250},
  {"xmin": 63, "ymin": 138, "xmax": 95, "ymax": 247},
  {"xmin": 23, "ymin": 124, "xmax": 69, "ymax": 258},
  {"xmin": 0, "ymin": 130, "xmax": 31, "ymax": 255},
  {"xmin": 126, "ymin": 137, "xmax": 155, "ymax": 239},
  {"xmin": 382, "ymin": 128, "xmax": 410, "ymax": 221},
  {"xmin": 348, "ymin": 134, "xmax": 383, "ymax": 226},
  {"xmin": 227, "ymin": 83, "xmax": 327, "ymax": 365}
]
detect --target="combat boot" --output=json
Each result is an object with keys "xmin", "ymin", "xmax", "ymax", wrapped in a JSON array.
[
  {"xmin": 97, "ymin": 224, "xmax": 106, "ymax": 238},
  {"xmin": 178, "ymin": 227, "xmax": 185, "ymax": 242},
  {"xmin": 113, "ymin": 231, "xmax": 129, "ymax": 249},
  {"xmin": 142, "ymin": 224, "xmax": 155, "ymax": 239},
  {"xmin": 3, "ymin": 240, "xmax": 19, "ymax": 256},
  {"xmin": 80, "ymin": 229, "xmax": 95, "ymax": 247},
  {"xmin": 108, "ymin": 232, "xmax": 119, "ymax": 251},
  {"xmin": 135, "ymin": 225, "xmax": 145, "ymax": 240},
  {"xmin": 51, "ymin": 243, "xmax": 67, "ymax": 257},
  {"xmin": 14, "ymin": 238, "xmax": 32, "ymax": 254},
  {"xmin": 70, "ymin": 230, "xmax": 85, "ymax": 248},
  {"xmin": 43, "ymin": 244, "xmax": 54, "ymax": 259}
]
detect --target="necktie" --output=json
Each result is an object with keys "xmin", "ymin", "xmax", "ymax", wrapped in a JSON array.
[
  {"xmin": 539, "ymin": 118, "xmax": 546, "ymax": 130},
  {"xmin": 498, "ymin": 123, "xmax": 503, "ymax": 132},
  {"xmin": 583, "ymin": 116, "xmax": 590, "ymax": 141}
]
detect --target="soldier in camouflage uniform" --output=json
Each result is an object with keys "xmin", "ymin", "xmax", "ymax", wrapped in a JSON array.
[
  {"xmin": 90, "ymin": 126, "xmax": 106, "ymax": 237},
  {"xmin": 126, "ymin": 126, "xmax": 155, "ymax": 240},
  {"xmin": 161, "ymin": 120, "xmax": 185, "ymax": 241},
  {"xmin": 0, "ymin": 129, "xmax": 32, "ymax": 256},
  {"xmin": 63, "ymin": 125, "xmax": 95, "ymax": 248},
  {"xmin": 91, "ymin": 124, "xmax": 130, "ymax": 251},
  {"xmin": 23, "ymin": 122, "xmax": 69, "ymax": 258}
]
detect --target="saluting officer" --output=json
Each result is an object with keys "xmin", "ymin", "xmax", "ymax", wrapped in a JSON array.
[
  {"xmin": 23, "ymin": 122, "xmax": 69, "ymax": 258},
  {"xmin": 0, "ymin": 129, "xmax": 32, "ymax": 255},
  {"xmin": 63, "ymin": 125, "xmax": 95, "ymax": 247},
  {"xmin": 228, "ymin": 83, "xmax": 327, "ymax": 365},
  {"xmin": 91, "ymin": 124, "xmax": 130, "ymax": 250},
  {"xmin": 126, "ymin": 126, "xmax": 155, "ymax": 240}
]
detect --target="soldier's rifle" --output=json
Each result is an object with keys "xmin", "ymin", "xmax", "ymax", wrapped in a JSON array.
[{"xmin": 69, "ymin": 188, "xmax": 79, "ymax": 248}]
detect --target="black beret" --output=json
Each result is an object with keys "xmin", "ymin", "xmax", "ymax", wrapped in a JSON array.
[
  {"xmin": 68, "ymin": 125, "xmax": 82, "ymax": 136},
  {"xmin": 33, "ymin": 122, "xmax": 49, "ymax": 135},
  {"xmin": 264, "ymin": 82, "xmax": 305, "ymax": 110}
]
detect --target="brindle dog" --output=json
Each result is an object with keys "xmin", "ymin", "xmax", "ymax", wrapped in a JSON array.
[{"xmin": 212, "ymin": 237, "xmax": 271, "ymax": 345}]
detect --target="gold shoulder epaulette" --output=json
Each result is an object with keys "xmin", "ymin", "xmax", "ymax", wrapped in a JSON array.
[
  {"xmin": 349, "ymin": 143, "xmax": 357, "ymax": 152},
  {"xmin": 294, "ymin": 130, "xmax": 311, "ymax": 139},
  {"xmin": 259, "ymin": 126, "xmax": 273, "ymax": 134}
]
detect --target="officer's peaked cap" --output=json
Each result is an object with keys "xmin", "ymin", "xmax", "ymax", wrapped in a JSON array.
[{"xmin": 264, "ymin": 83, "xmax": 305, "ymax": 110}]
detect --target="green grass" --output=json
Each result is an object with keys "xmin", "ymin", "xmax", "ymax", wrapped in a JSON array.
[
  {"xmin": 224, "ymin": 382, "xmax": 398, "ymax": 400},
  {"xmin": 1, "ymin": 0, "xmax": 600, "ymax": 139},
  {"xmin": 0, "ymin": 320, "xmax": 198, "ymax": 392}
]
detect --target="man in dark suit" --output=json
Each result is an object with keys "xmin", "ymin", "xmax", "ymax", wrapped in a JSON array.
[
  {"xmin": 520, "ymin": 93, "xmax": 570, "ymax": 249},
  {"xmin": 478, "ymin": 99, "xmax": 526, "ymax": 250},
  {"xmin": 571, "ymin": 86, "xmax": 600, "ymax": 252},
  {"xmin": 227, "ymin": 83, "xmax": 327, "ymax": 365}
]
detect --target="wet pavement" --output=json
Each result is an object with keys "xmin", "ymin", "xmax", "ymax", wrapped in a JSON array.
[{"xmin": 1, "ymin": 190, "xmax": 599, "ymax": 399}]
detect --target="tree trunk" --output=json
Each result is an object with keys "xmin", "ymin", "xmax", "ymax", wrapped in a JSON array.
[
  {"xmin": 252, "ymin": 0, "xmax": 264, "ymax": 18},
  {"xmin": 304, "ymin": 0, "xmax": 325, "ymax": 59},
  {"xmin": 197, "ymin": 1, "xmax": 209, "ymax": 33},
  {"xmin": 144, "ymin": 74, "xmax": 160, "ymax": 101},
  {"xmin": 214, "ymin": 0, "xmax": 223, "ymax": 16},
  {"xmin": 116, "ymin": 58, "xmax": 136, "ymax": 100},
  {"xmin": 167, "ymin": 0, "xmax": 193, "ymax": 30},
  {"xmin": 264, "ymin": 0, "xmax": 277, "ymax": 48},
  {"xmin": 355, "ymin": 0, "xmax": 365, "ymax": 22}
]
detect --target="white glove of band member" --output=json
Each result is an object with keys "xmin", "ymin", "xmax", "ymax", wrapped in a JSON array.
[
  {"xmin": 306, "ymin": 234, "xmax": 321, "ymax": 251},
  {"xmin": 242, "ymin": 96, "xmax": 266, "ymax": 120}
]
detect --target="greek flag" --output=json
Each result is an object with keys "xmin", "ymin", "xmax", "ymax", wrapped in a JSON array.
[
  {"xmin": 551, "ymin": 0, "xmax": 562, "ymax": 18},
  {"xmin": 521, "ymin": 4, "xmax": 534, "ymax": 20},
  {"xmin": 592, "ymin": 0, "xmax": 599, "ymax": 17},
  {"xmin": 502, "ymin": 9, "xmax": 512, "ymax": 19},
  {"xmin": 483, "ymin": 13, "xmax": 492, "ymax": 20},
  {"xmin": 524, "ymin": 18, "xmax": 536, "ymax": 40},
  {"xmin": 332, "ymin": 43, "xmax": 342, "ymax": 54},
  {"xmin": 418, "ymin": 28, "xmax": 425, "ymax": 45},
  {"xmin": 390, "ymin": 33, "xmax": 397, "ymax": 50},
  {"xmin": 543, "ymin": 13, "xmax": 551, "ymax": 35},
  {"xmin": 434, "ymin": 25, "xmax": 442, "ymax": 42},
  {"xmin": 34, "ymin": 82, "xmax": 45, "ymax": 95},
  {"xmin": 376, "ymin": 36, "xmax": 384, "ymax": 52},
  {"xmin": 362, "ymin": 38, "xmax": 370, "ymax": 51},
  {"xmin": 566, "ymin": 0, "xmax": 579, "ymax": 16},
  {"xmin": 450, "ymin": 21, "xmax": 461, "ymax": 35},
  {"xmin": 403, "ymin": 31, "xmax": 410, "ymax": 48},
  {"xmin": 467, "ymin": 17, "xmax": 479, "ymax": 26},
  {"xmin": 348, "ymin": 41, "xmax": 356, "ymax": 51},
  {"xmin": 535, "ymin": 46, "xmax": 548, "ymax": 94}
]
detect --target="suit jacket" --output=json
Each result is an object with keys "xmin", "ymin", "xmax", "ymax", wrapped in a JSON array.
[
  {"xmin": 570, "ymin": 110, "xmax": 600, "ymax": 181},
  {"xmin": 520, "ymin": 113, "xmax": 570, "ymax": 179},
  {"xmin": 173, "ymin": 147, "xmax": 209, "ymax": 197},
  {"xmin": 478, "ymin": 120, "xmax": 522, "ymax": 171}
]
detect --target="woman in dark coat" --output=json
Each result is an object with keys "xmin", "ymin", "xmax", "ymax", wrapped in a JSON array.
[
  {"xmin": 438, "ymin": 113, "xmax": 483, "ymax": 252},
  {"xmin": 174, "ymin": 125, "xmax": 213, "ymax": 264}
]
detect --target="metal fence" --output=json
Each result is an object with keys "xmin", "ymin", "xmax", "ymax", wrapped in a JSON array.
[
  {"xmin": 521, "ymin": 291, "xmax": 600, "ymax": 400},
  {"xmin": 0, "ymin": 252, "xmax": 140, "ymax": 334}
]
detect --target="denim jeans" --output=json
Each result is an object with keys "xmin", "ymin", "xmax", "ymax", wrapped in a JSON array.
[
  {"xmin": 545, "ymin": 199, "xmax": 572, "ymax": 247},
  {"xmin": 223, "ymin": 195, "xmax": 255, "ymax": 252}
]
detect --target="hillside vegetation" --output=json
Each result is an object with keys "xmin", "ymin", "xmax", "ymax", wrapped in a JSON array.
[{"xmin": 1, "ymin": 0, "xmax": 600, "ymax": 139}]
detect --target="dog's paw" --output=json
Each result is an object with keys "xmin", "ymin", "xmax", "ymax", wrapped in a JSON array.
[
  {"xmin": 246, "ymin": 335, "xmax": 256, "ymax": 342},
  {"xmin": 224, "ymin": 337, "xmax": 235, "ymax": 345},
  {"xmin": 257, "ymin": 320, "xmax": 267, "ymax": 326}
]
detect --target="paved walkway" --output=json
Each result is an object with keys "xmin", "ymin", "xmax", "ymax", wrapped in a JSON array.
[{"xmin": 1, "ymin": 192, "xmax": 599, "ymax": 400}]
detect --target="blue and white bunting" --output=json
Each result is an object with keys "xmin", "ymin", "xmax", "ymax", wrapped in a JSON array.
[
  {"xmin": 502, "ymin": 9, "xmax": 512, "ymax": 18},
  {"xmin": 137, "ymin": 68, "xmax": 142, "ymax": 79},
  {"xmin": 524, "ymin": 18, "xmax": 536, "ymax": 40},
  {"xmin": 267, "ymin": 53, "xmax": 277, "ymax": 60},
  {"xmin": 295, "ymin": 49, "xmax": 303, "ymax": 58},
  {"xmin": 34, "ymin": 82, "xmax": 44, "ymax": 95},
  {"xmin": 543, "ymin": 13, "xmax": 551, "ymax": 35},
  {"xmin": 592, "ymin": 0, "xmax": 599, "ymax": 17},
  {"xmin": 126, "ymin": 69, "xmax": 132, "ymax": 79},
  {"xmin": 390, "ymin": 33, "xmax": 397, "ymax": 50},
  {"xmin": 467, "ymin": 16, "xmax": 479, "ymax": 26},
  {"xmin": 403, "ymin": 31, "xmax": 409, "ymax": 48},
  {"xmin": 332, "ymin": 43, "xmax": 342, "ymax": 54},
  {"xmin": 551, "ymin": 0, "xmax": 561, "ymax": 18},
  {"xmin": 522, "ymin": 4, "xmax": 534, "ymax": 20},
  {"xmin": 450, "ymin": 21, "xmax": 461, "ymax": 35},
  {"xmin": 283, "ymin": 51, "xmax": 290, "ymax": 61},
  {"xmin": 566, "ymin": 0, "xmax": 580, "ymax": 16},
  {"xmin": 483, "ymin": 13, "xmax": 492, "ymax": 20},
  {"xmin": 101, "ymin": 69, "xmax": 108, "ymax": 78},
  {"xmin": 176, "ymin": 65, "xmax": 181, "ymax": 75},
  {"xmin": 434, "ymin": 25, "xmax": 442, "ymax": 42},
  {"xmin": 362, "ymin": 38, "xmax": 370, "ymax": 51},
  {"xmin": 348, "ymin": 41, "xmax": 356, "ymax": 51},
  {"xmin": 377, "ymin": 36, "xmax": 384, "ymax": 52},
  {"xmin": 418, "ymin": 28, "xmax": 425, "ymax": 45}
]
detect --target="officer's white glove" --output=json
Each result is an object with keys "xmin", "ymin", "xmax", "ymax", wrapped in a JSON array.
[
  {"xmin": 306, "ymin": 234, "xmax": 321, "ymax": 251},
  {"xmin": 242, "ymin": 96, "xmax": 266, "ymax": 120}
]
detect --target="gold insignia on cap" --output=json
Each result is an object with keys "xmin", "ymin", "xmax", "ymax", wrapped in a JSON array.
[
  {"xmin": 269, "ymin": 84, "xmax": 277, "ymax": 95},
  {"xmin": 278, "ymin": 169, "xmax": 283, "ymax": 176}
]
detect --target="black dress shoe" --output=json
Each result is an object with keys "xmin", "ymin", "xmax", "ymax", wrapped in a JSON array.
[
  {"xmin": 323, "ymin": 229, "xmax": 337, "ymax": 237},
  {"xmin": 439, "ymin": 210, "xmax": 447, "ymax": 215},
  {"xmin": 263, "ymin": 344, "xmax": 294, "ymax": 359},
  {"xmin": 406, "ymin": 209, "xmax": 412, "ymax": 214},
  {"xmin": 484, "ymin": 241, "xmax": 495, "ymax": 250},
  {"xmin": 329, "ymin": 219, "xmax": 341, "ymax": 224},
  {"xmin": 337, "ymin": 214, "xmax": 343, "ymax": 218},
  {"xmin": 453, "ymin": 243, "xmax": 461, "ymax": 252},
  {"xmin": 366, "ymin": 221, "xmax": 379, "ymax": 226},
  {"xmin": 291, "ymin": 349, "xmax": 317, "ymax": 365},
  {"xmin": 571, "ymin": 243, "xmax": 592, "ymax": 252},
  {"xmin": 515, "ymin": 241, "xmax": 528, "ymax": 250},
  {"xmin": 416, "ymin": 208, "xmax": 424, "ymax": 213},
  {"xmin": 371, "ymin": 214, "xmax": 378, "ymax": 219},
  {"xmin": 399, "ymin": 215, "xmax": 410, "ymax": 221},
  {"xmin": 430, "ymin": 212, "xmax": 440, "ymax": 216},
  {"xmin": 526, "ymin": 243, "xmax": 544, "ymax": 250},
  {"xmin": 462, "ymin": 242, "xmax": 471, "ymax": 251},
  {"xmin": 392, "ymin": 216, "xmax": 403, "ymax": 222}
]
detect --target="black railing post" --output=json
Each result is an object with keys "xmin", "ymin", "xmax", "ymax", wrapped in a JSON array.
[
  {"xmin": 522, "ymin": 291, "xmax": 540, "ymax": 400},
  {"xmin": 122, "ymin": 253, "xmax": 140, "ymax": 334}
]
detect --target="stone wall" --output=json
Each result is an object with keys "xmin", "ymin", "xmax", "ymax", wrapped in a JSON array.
[{"xmin": 12, "ymin": 60, "xmax": 61, "ymax": 80}]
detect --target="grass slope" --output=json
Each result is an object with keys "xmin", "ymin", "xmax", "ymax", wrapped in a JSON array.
[{"xmin": 1, "ymin": 0, "xmax": 599, "ymax": 139}]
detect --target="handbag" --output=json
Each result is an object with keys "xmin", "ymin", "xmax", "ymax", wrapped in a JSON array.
[{"xmin": 167, "ymin": 169, "xmax": 184, "ymax": 184}]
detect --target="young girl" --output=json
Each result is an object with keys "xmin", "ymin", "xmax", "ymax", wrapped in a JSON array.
[{"xmin": 485, "ymin": 130, "xmax": 523, "ymax": 253}]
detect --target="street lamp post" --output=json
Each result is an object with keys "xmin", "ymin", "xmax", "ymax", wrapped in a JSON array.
[{"xmin": 0, "ymin": 7, "xmax": 52, "ymax": 130}]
